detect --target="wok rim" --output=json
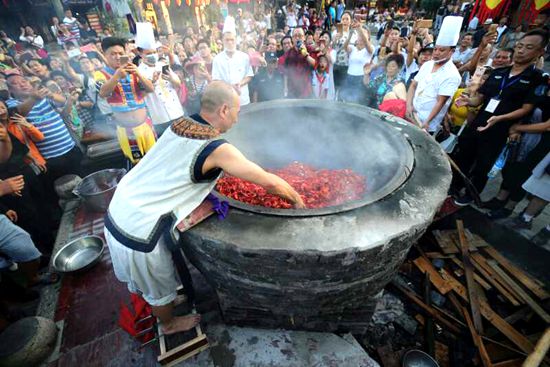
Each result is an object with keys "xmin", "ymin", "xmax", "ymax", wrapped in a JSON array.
[{"xmin": 213, "ymin": 100, "xmax": 415, "ymax": 217}]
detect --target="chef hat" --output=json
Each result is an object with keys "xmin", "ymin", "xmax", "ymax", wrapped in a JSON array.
[
  {"xmin": 436, "ymin": 16, "xmax": 463, "ymax": 47},
  {"xmin": 223, "ymin": 16, "xmax": 237, "ymax": 35},
  {"xmin": 135, "ymin": 22, "xmax": 158, "ymax": 50}
]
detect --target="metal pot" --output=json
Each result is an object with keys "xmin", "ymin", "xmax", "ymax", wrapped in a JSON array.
[{"xmin": 73, "ymin": 169, "xmax": 126, "ymax": 212}]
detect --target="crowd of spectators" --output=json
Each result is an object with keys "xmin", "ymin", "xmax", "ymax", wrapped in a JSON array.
[{"xmin": 0, "ymin": 3, "xmax": 549, "ymax": 305}]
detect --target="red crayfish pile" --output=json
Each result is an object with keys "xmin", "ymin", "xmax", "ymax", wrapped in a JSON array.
[{"xmin": 216, "ymin": 162, "xmax": 366, "ymax": 209}]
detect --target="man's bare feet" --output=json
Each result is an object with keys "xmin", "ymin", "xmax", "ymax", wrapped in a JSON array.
[{"xmin": 161, "ymin": 314, "xmax": 201, "ymax": 335}]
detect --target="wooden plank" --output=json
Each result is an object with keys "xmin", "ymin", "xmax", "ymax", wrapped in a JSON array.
[
  {"xmin": 451, "ymin": 257, "xmax": 492, "ymax": 291},
  {"xmin": 376, "ymin": 345, "xmax": 400, "ymax": 367},
  {"xmin": 522, "ymin": 328, "xmax": 550, "ymax": 367},
  {"xmin": 413, "ymin": 256, "xmax": 454, "ymax": 294},
  {"xmin": 436, "ymin": 268, "xmax": 534, "ymax": 354},
  {"xmin": 462, "ymin": 305, "xmax": 493, "ymax": 367},
  {"xmin": 435, "ymin": 341, "xmax": 450, "ymax": 367},
  {"xmin": 433, "ymin": 229, "xmax": 486, "ymax": 254},
  {"xmin": 426, "ymin": 252, "xmax": 454, "ymax": 259},
  {"xmin": 433, "ymin": 230, "xmax": 460, "ymax": 254},
  {"xmin": 468, "ymin": 232, "xmax": 490, "ymax": 248},
  {"xmin": 471, "ymin": 252, "xmax": 523, "ymax": 306},
  {"xmin": 457, "ymin": 220, "xmax": 484, "ymax": 334},
  {"xmin": 488, "ymin": 261, "xmax": 550, "ymax": 324},
  {"xmin": 483, "ymin": 247, "xmax": 549, "ymax": 301},
  {"xmin": 505, "ymin": 306, "xmax": 534, "ymax": 325},
  {"xmin": 493, "ymin": 359, "xmax": 524, "ymax": 367}
]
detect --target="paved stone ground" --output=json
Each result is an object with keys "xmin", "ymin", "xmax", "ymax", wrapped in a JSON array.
[{"xmin": 477, "ymin": 173, "xmax": 550, "ymax": 251}]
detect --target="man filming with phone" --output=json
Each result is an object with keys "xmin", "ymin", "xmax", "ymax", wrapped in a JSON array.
[
  {"xmin": 137, "ymin": 45, "xmax": 184, "ymax": 136},
  {"xmin": 97, "ymin": 37, "xmax": 156, "ymax": 165}
]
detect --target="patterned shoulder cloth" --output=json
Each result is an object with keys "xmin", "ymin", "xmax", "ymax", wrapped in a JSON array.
[{"xmin": 170, "ymin": 116, "xmax": 220, "ymax": 140}]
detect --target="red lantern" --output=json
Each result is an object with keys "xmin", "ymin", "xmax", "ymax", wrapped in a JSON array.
[{"xmin": 175, "ymin": 0, "xmax": 182, "ymax": 5}]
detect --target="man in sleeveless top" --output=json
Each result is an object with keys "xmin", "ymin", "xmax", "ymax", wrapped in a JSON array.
[
  {"xmin": 97, "ymin": 37, "xmax": 156, "ymax": 164},
  {"xmin": 104, "ymin": 81, "xmax": 305, "ymax": 335}
]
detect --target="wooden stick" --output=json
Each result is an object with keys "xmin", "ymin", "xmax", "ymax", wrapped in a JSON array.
[
  {"xmin": 483, "ymin": 247, "xmax": 549, "ymax": 301},
  {"xmin": 424, "ymin": 272, "xmax": 435, "ymax": 357},
  {"xmin": 471, "ymin": 252, "xmax": 523, "ymax": 306},
  {"xmin": 413, "ymin": 256, "xmax": 454, "ymax": 294},
  {"xmin": 462, "ymin": 305, "xmax": 493, "ymax": 367},
  {"xmin": 390, "ymin": 280, "xmax": 462, "ymax": 334},
  {"xmin": 457, "ymin": 220, "xmax": 484, "ymax": 334},
  {"xmin": 451, "ymin": 257, "xmax": 492, "ymax": 291},
  {"xmin": 488, "ymin": 261, "xmax": 550, "ymax": 324},
  {"xmin": 522, "ymin": 328, "xmax": 550, "ymax": 367}
]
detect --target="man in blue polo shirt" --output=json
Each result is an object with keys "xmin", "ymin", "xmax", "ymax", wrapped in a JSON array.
[{"xmin": 6, "ymin": 74, "xmax": 81, "ymax": 184}]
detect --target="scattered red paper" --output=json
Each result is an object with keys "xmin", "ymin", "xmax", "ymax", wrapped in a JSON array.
[
  {"xmin": 118, "ymin": 294, "xmax": 155, "ymax": 342},
  {"xmin": 216, "ymin": 162, "xmax": 366, "ymax": 209}
]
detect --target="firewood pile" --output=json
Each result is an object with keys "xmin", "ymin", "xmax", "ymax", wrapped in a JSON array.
[{"xmin": 377, "ymin": 220, "xmax": 550, "ymax": 367}]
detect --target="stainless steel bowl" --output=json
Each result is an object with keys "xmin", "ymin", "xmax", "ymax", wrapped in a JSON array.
[
  {"xmin": 52, "ymin": 236, "xmax": 105, "ymax": 273},
  {"xmin": 402, "ymin": 350, "xmax": 440, "ymax": 367},
  {"xmin": 73, "ymin": 168, "xmax": 126, "ymax": 212}
]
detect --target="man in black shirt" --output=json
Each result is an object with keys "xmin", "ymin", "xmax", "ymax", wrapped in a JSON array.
[
  {"xmin": 252, "ymin": 52, "xmax": 284, "ymax": 102},
  {"xmin": 452, "ymin": 29, "xmax": 549, "ymax": 206}
]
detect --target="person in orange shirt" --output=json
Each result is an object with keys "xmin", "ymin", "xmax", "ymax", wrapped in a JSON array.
[{"xmin": 0, "ymin": 100, "xmax": 46, "ymax": 173}]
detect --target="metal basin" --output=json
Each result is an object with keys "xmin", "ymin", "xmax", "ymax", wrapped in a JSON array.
[
  {"xmin": 73, "ymin": 169, "xmax": 126, "ymax": 212},
  {"xmin": 402, "ymin": 350, "xmax": 440, "ymax": 367},
  {"xmin": 52, "ymin": 236, "xmax": 105, "ymax": 273}
]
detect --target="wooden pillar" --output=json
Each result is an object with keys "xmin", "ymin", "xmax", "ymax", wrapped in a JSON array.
[
  {"xmin": 160, "ymin": 0, "xmax": 174, "ymax": 34},
  {"xmin": 50, "ymin": 0, "xmax": 65, "ymax": 20},
  {"xmin": 133, "ymin": 0, "xmax": 146, "ymax": 22}
]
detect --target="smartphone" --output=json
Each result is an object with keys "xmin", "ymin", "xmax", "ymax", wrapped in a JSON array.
[
  {"xmin": 336, "ymin": 23, "xmax": 343, "ymax": 33},
  {"xmin": 162, "ymin": 64, "xmax": 170, "ymax": 75},
  {"xmin": 488, "ymin": 24, "xmax": 498, "ymax": 33},
  {"xmin": 416, "ymin": 19, "xmax": 433, "ymax": 29},
  {"xmin": 67, "ymin": 48, "xmax": 82, "ymax": 58},
  {"xmin": 400, "ymin": 27, "xmax": 408, "ymax": 37},
  {"xmin": 7, "ymin": 107, "xmax": 18, "ymax": 117},
  {"xmin": 120, "ymin": 55, "xmax": 129, "ymax": 65}
]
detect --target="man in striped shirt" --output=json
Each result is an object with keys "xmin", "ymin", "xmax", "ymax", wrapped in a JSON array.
[
  {"xmin": 63, "ymin": 9, "xmax": 82, "ymax": 45},
  {"xmin": 6, "ymin": 74, "xmax": 82, "ymax": 182}
]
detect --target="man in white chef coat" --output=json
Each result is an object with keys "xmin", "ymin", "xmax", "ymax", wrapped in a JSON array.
[
  {"xmin": 212, "ymin": 17, "xmax": 254, "ymax": 106},
  {"xmin": 406, "ymin": 16, "xmax": 462, "ymax": 134}
]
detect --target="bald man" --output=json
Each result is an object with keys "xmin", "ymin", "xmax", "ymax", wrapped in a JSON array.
[{"xmin": 104, "ymin": 81, "xmax": 304, "ymax": 335}]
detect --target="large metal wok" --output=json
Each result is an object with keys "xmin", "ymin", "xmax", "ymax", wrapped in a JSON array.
[{"xmin": 214, "ymin": 100, "xmax": 415, "ymax": 216}]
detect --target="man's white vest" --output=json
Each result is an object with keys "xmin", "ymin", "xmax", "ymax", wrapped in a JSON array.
[{"xmin": 105, "ymin": 117, "xmax": 222, "ymax": 252}]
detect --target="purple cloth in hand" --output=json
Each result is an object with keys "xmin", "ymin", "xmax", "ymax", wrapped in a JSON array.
[{"xmin": 207, "ymin": 193, "xmax": 229, "ymax": 219}]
